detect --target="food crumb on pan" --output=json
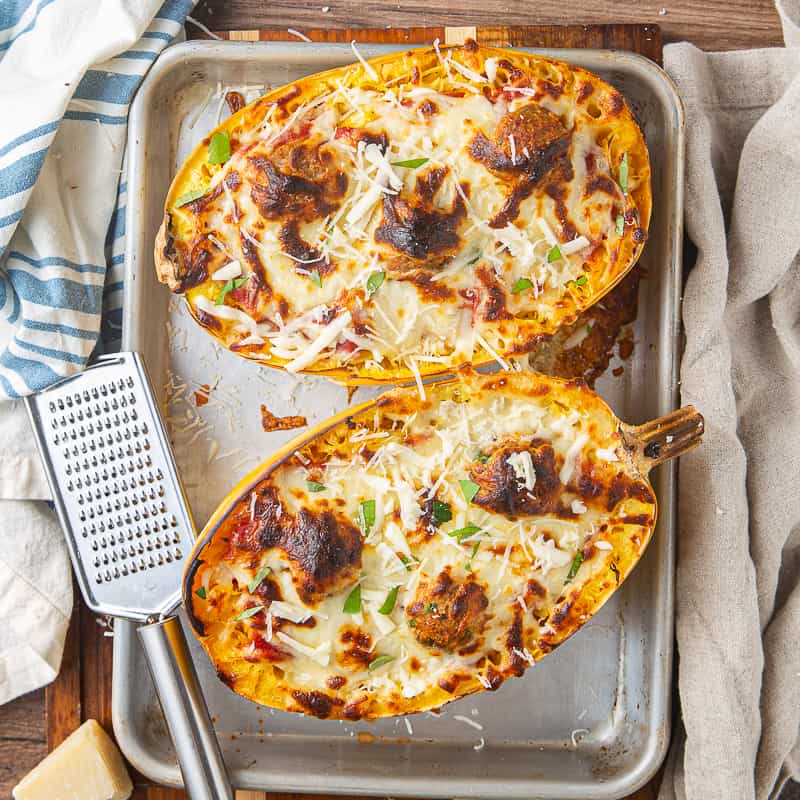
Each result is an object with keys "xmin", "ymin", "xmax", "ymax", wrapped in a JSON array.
[
  {"xmin": 571, "ymin": 728, "xmax": 590, "ymax": 748},
  {"xmin": 453, "ymin": 714, "xmax": 484, "ymax": 731},
  {"xmin": 473, "ymin": 737, "xmax": 486, "ymax": 751},
  {"xmin": 260, "ymin": 403, "xmax": 308, "ymax": 432},
  {"xmin": 194, "ymin": 383, "xmax": 213, "ymax": 406}
]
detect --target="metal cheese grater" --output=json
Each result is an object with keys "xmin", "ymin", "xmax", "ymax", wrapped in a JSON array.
[{"xmin": 26, "ymin": 352, "xmax": 233, "ymax": 800}]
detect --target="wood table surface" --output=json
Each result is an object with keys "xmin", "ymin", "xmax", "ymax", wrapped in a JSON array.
[{"xmin": 0, "ymin": 1, "xmax": 794, "ymax": 799}]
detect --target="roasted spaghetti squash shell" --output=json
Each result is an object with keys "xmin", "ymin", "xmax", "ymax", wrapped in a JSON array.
[
  {"xmin": 156, "ymin": 43, "xmax": 651, "ymax": 386},
  {"xmin": 181, "ymin": 371, "xmax": 696, "ymax": 721}
]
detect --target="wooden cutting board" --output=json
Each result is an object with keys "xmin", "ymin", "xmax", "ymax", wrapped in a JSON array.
[{"xmin": 46, "ymin": 22, "xmax": 662, "ymax": 800}]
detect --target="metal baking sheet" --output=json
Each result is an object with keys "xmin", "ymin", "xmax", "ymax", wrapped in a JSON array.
[{"xmin": 114, "ymin": 40, "xmax": 684, "ymax": 799}]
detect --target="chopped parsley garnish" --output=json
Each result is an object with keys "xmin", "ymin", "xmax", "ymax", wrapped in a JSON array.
[
  {"xmin": 305, "ymin": 480, "xmax": 327, "ymax": 493},
  {"xmin": 564, "ymin": 551, "xmax": 585, "ymax": 584},
  {"xmin": 247, "ymin": 565, "xmax": 272, "ymax": 594},
  {"xmin": 465, "ymin": 562, "xmax": 473, "ymax": 572},
  {"xmin": 378, "ymin": 586, "xmax": 399, "ymax": 615},
  {"xmin": 467, "ymin": 252, "xmax": 483, "ymax": 265},
  {"xmin": 512, "ymin": 277, "xmax": 533, "ymax": 294},
  {"xmin": 610, "ymin": 561, "xmax": 620, "ymax": 585},
  {"xmin": 619, "ymin": 152, "xmax": 629, "ymax": 193},
  {"xmin": 476, "ymin": 451, "xmax": 490, "ymax": 464},
  {"xmin": 215, "ymin": 276, "xmax": 248, "ymax": 306},
  {"xmin": 175, "ymin": 188, "xmax": 208, "ymax": 207},
  {"xmin": 574, "ymin": 274, "xmax": 588, "ymax": 286},
  {"xmin": 368, "ymin": 654, "xmax": 395, "ymax": 672},
  {"xmin": 343, "ymin": 584, "xmax": 361, "ymax": 614},
  {"xmin": 426, "ymin": 602, "xmax": 438, "ymax": 613},
  {"xmin": 195, "ymin": 586, "xmax": 207, "ymax": 599},
  {"xmin": 432, "ymin": 500, "xmax": 452, "ymax": 525},
  {"xmin": 359, "ymin": 499, "xmax": 376, "ymax": 535},
  {"xmin": 391, "ymin": 157, "xmax": 429, "ymax": 169},
  {"xmin": 546, "ymin": 244, "xmax": 562, "ymax": 262},
  {"xmin": 208, "ymin": 131, "xmax": 231, "ymax": 164},
  {"xmin": 615, "ymin": 214, "xmax": 625, "ymax": 236},
  {"xmin": 471, "ymin": 541, "xmax": 480, "ymax": 558},
  {"xmin": 408, "ymin": 619, "xmax": 417, "ymax": 628},
  {"xmin": 234, "ymin": 604, "xmax": 264, "ymax": 621},
  {"xmin": 448, "ymin": 524, "xmax": 481, "ymax": 543},
  {"xmin": 459, "ymin": 479, "xmax": 480, "ymax": 504},
  {"xmin": 366, "ymin": 270, "xmax": 385, "ymax": 297},
  {"xmin": 586, "ymin": 323, "xmax": 594, "ymax": 335},
  {"xmin": 310, "ymin": 269, "xmax": 322, "ymax": 288}
]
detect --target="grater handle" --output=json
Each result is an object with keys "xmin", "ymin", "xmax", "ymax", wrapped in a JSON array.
[{"xmin": 138, "ymin": 616, "xmax": 234, "ymax": 800}]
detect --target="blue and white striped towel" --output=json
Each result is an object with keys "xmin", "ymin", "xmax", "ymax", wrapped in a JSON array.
[
  {"xmin": 0, "ymin": 0, "xmax": 195, "ymax": 705},
  {"xmin": 0, "ymin": 0, "xmax": 195, "ymax": 397}
]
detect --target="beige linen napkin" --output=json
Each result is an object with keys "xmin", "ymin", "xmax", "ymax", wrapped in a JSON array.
[{"xmin": 660, "ymin": 3, "xmax": 800, "ymax": 798}]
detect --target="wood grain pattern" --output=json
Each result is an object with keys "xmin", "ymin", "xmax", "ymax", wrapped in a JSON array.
[
  {"xmin": 190, "ymin": 0, "xmax": 784, "ymax": 51},
  {"xmin": 206, "ymin": 23, "xmax": 663, "ymax": 64}
]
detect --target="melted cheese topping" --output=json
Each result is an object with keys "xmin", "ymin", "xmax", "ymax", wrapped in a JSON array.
[
  {"xmin": 189, "ymin": 373, "xmax": 658, "ymax": 719},
  {"xmin": 159, "ymin": 44, "xmax": 650, "ymax": 383}
]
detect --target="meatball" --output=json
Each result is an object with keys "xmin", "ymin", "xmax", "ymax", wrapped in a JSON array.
[
  {"xmin": 407, "ymin": 569, "xmax": 488, "ymax": 650},
  {"xmin": 470, "ymin": 440, "xmax": 562, "ymax": 517}
]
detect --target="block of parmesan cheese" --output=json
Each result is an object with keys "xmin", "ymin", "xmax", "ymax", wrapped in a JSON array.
[{"xmin": 13, "ymin": 719, "xmax": 133, "ymax": 800}]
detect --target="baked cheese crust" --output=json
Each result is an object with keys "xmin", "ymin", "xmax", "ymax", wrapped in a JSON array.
[{"xmin": 156, "ymin": 42, "xmax": 651, "ymax": 385}]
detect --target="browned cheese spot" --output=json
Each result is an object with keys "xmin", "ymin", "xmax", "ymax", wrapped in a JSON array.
[
  {"xmin": 228, "ymin": 486, "xmax": 362, "ymax": 604},
  {"xmin": 291, "ymin": 689, "xmax": 337, "ymax": 719}
]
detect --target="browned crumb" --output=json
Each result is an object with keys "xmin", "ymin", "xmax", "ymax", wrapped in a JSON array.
[
  {"xmin": 225, "ymin": 91, "xmax": 245, "ymax": 114},
  {"xmin": 260, "ymin": 404, "xmax": 307, "ymax": 432},
  {"xmin": 194, "ymin": 383, "xmax": 212, "ymax": 406},
  {"xmin": 612, "ymin": 366, "xmax": 624, "ymax": 377}
]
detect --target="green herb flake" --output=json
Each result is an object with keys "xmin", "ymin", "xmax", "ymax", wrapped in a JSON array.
[
  {"xmin": 546, "ymin": 244, "xmax": 562, "ymax": 263},
  {"xmin": 426, "ymin": 602, "xmax": 438, "ymax": 613},
  {"xmin": 366, "ymin": 270, "xmax": 385, "ymax": 297},
  {"xmin": 195, "ymin": 586, "xmax": 207, "ymax": 599},
  {"xmin": 476, "ymin": 451, "xmax": 490, "ymax": 464},
  {"xmin": 449, "ymin": 523, "xmax": 481, "ymax": 543},
  {"xmin": 175, "ymin": 188, "xmax": 208, "ymax": 208},
  {"xmin": 310, "ymin": 269, "xmax": 322, "ymax": 288},
  {"xmin": 465, "ymin": 562, "xmax": 473, "ymax": 572},
  {"xmin": 564, "ymin": 551, "xmax": 585, "ymax": 584},
  {"xmin": 343, "ymin": 584, "xmax": 361, "ymax": 614},
  {"xmin": 619, "ymin": 152, "xmax": 629, "ymax": 194},
  {"xmin": 574, "ymin": 274, "xmax": 588, "ymax": 287},
  {"xmin": 399, "ymin": 553, "xmax": 420, "ymax": 571},
  {"xmin": 471, "ymin": 541, "xmax": 480, "ymax": 558},
  {"xmin": 408, "ymin": 619, "xmax": 417, "ymax": 628},
  {"xmin": 512, "ymin": 277, "xmax": 533, "ymax": 294},
  {"xmin": 208, "ymin": 131, "xmax": 231, "ymax": 164},
  {"xmin": 247, "ymin": 565, "xmax": 272, "ymax": 594},
  {"xmin": 432, "ymin": 500, "xmax": 452, "ymax": 525},
  {"xmin": 467, "ymin": 252, "xmax": 483, "ymax": 266},
  {"xmin": 215, "ymin": 276, "xmax": 248, "ymax": 306},
  {"xmin": 615, "ymin": 214, "xmax": 625, "ymax": 236},
  {"xmin": 234, "ymin": 604, "xmax": 264, "ymax": 622},
  {"xmin": 306, "ymin": 480, "xmax": 327, "ymax": 493},
  {"xmin": 378, "ymin": 586, "xmax": 399, "ymax": 615},
  {"xmin": 391, "ymin": 157, "xmax": 429, "ymax": 169},
  {"xmin": 359, "ymin": 499, "xmax": 376, "ymax": 536},
  {"xmin": 368, "ymin": 654, "xmax": 395, "ymax": 673},
  {"xmin": 586, "ymin": 324, "xmax": 593, "ymax": 335},
  {"xmin": 459, "ymin": 479, "xmax": 480, "ymax": 504}
]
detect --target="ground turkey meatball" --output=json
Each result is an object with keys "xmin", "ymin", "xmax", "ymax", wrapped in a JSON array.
[{"xmin": 406, "ymin": 569, "xmax": 489, "ymax": 650}]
